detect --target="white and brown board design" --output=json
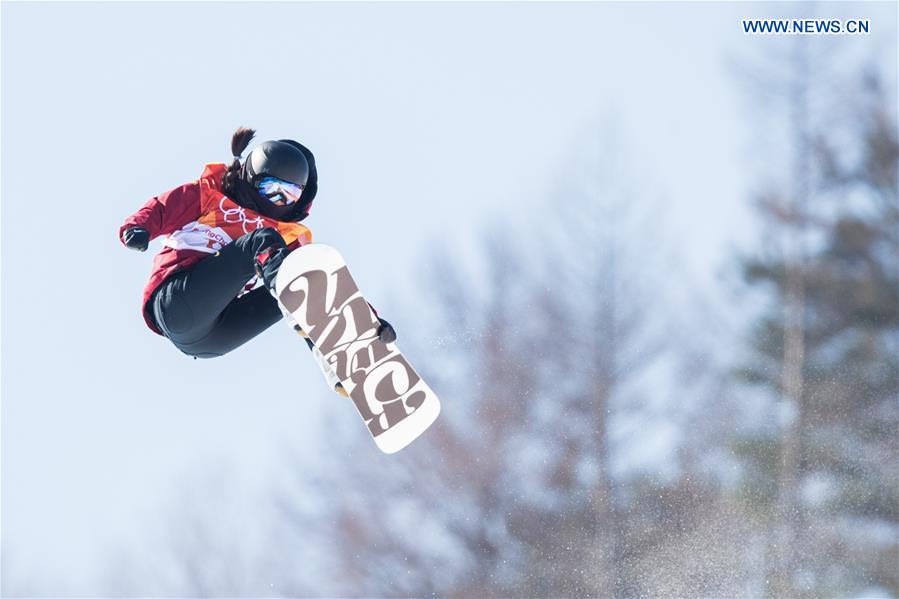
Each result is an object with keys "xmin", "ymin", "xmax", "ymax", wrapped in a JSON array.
[{"xmin": 275, "ymin": 244, "xmax": 441, "ymax": 453}]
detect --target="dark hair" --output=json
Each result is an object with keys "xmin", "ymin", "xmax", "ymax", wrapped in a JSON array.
[{"xmin": 221, "ymin": 126, "xmax": 256, "ymax": 198}]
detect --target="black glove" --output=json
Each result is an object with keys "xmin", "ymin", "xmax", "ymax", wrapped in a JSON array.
[
  {"xmin": 122, "ymin": 226, "xmax": 150, "ymax": 252},
  {"xmin": 376, "ymin": 317, "xmax": 397, "ymax": 343},
  {"xmin": 255, "ymin": 246, "xmax": 291, "ymax": 290},
  {"xmin": 366, "ymin": 302, "xmax": 397, "ymax": 343}
]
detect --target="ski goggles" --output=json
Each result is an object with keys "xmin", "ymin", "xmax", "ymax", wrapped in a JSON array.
[{"xmin": 256, "ymin": 177, "xmax": 305, "ymax": 206}]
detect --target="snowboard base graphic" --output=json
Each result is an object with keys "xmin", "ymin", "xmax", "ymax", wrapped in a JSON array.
[{"xmin": 275, "ymin": 244, "xmax": 441, "ymax": 453}]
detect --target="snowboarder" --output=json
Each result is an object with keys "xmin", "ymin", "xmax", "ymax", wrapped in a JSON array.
[{"xmin": 119, "ymin": 127, "xmax": 395, "ymax": 396}]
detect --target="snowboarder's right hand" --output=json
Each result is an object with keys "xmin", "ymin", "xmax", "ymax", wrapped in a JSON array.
[
  {"xmin": 255, "ymin": 246, "xmax": 291, "ymax": 290},
  {"xmin": 121, "ymin": 226, "xmax": 150, "ymax": 252}
]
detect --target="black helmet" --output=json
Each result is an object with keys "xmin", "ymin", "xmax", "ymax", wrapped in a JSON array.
[
  {"xmin": 237, "ymin": 139, "xmax": 318, "ymax": 222},
  {"xmin": 243, "ymin": 140, "xmax": 310, "ymax": 187}
]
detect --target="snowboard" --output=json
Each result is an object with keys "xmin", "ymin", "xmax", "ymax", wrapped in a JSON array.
[{"xmin": 274, "ymin": 243, "xmax": 441, "ymax": 454}]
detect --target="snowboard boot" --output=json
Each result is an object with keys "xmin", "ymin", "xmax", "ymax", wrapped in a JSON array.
[
  {"xmin": 307, "ymin": 337, "xmax": 346, "ymax": 398},
  {"xmin": 259, "ymin": 247, "xmax": 349, "ymax": 399},
  {"xmin": 270, "ymin": 288, "xmax": 347, "ymax": 398}
]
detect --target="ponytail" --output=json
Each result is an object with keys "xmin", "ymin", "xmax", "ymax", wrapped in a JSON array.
[
  {"xmin": 230, "ymin": 126, "xmax": 255, "ymax": 159},
  {"xmin": 222, "ymin": 126, "xmax": 256, "ymax": 199}
]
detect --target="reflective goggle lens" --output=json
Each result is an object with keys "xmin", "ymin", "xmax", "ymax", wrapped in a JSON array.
[{"xmin": 257, "ymin": 177, "xmax": 304, "ymax": 206}]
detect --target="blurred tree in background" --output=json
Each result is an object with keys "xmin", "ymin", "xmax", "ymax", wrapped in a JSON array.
[
  {"xmin": 308, "ymin": 48, "xmax": 897, "ymax": 597},
  {"xmin": 734, "ymin": 47, "xmax": 898, "ymax": 598}
]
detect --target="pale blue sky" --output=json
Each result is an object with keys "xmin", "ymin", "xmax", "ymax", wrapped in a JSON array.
[{"xmin": 2, "ymin": 1, "xmax": 895, "ymax": 592}]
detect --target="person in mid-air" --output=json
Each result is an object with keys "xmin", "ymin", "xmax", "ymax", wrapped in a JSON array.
[{"xmin": 119, "ymin": 127, "xmax": 394, "ymax": 395}]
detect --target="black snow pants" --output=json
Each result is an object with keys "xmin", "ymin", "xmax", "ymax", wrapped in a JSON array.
[{"xmin": 149, "ymin": 227, "xmax": 287, "ymax": 359}]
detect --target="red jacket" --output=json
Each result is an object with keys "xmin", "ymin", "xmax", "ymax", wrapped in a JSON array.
[{"xmin": 120, "ymin": 163, "xmax": 313, "ymax": 335}]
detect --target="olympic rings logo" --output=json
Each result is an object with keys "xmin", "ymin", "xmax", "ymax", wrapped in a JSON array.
[{"xmin": 219, "ymin": 196, "xmax": 265, "ymax": 234}]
